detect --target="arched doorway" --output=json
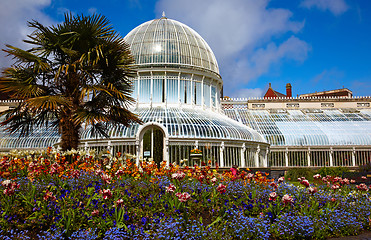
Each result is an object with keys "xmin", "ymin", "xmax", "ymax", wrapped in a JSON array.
[{"xmin": 140, "ymin": 126, "xmax": 164, "ymax": 167}]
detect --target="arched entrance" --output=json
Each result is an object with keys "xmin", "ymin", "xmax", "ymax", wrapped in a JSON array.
[{"xmin": 138, "ymin": 123, "xmax": 167, "ymax": 167}]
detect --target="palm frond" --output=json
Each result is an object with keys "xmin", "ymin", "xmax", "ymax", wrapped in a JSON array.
[
  {"xmin": 24, "ymin": 95, "xmax": 71, "ymax": 113},
  {"xmin": 89, "ymin": 122, "xmax": 110, "ymax": 139},
  {"xmin": 73, "ymin": 108, "xmax": 110, "ymax": 126},
  {"xmin": 3, "ymin": 45, "xmax": 50, "ymax": 72}
]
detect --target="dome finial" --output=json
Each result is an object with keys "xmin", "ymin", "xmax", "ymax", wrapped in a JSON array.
[{"xmin": 162, "ymin": 11, "xmax": 166, "ymax": 18}]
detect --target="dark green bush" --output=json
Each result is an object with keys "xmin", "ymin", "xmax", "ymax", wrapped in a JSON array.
[
  {"xmin": 358, "ymin": 162, "xmax": 371, "ymax": 172},
  {"xmin": 316, "ymin": 167, "xmax": 349, "ymax": 177},
  {"xmin": 285, "ymin": 168, "xmax": 316, "ymax": 181}
]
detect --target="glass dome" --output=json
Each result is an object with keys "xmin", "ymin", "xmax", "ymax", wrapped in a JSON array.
[{"xmin": 124, "ymin": 17, "xmax": 219, "ymax": 74}]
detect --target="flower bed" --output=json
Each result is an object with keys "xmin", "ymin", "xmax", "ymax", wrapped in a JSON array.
[{"xmin": 0, "ymin": 148, "xmax": 370, "ymax": 239}]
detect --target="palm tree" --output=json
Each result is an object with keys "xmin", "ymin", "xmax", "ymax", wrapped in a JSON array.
[{"xmin": 0, "ymin": 13, "xmax": 142, "ymax": 151}]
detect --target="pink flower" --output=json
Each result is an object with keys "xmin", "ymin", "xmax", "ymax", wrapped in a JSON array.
[
  {"xmin": 95, "ymin": 169, "xmax": 103, "ymax": 176},
  {"xmin": 230, "ymin": 167, "xmax": 237, "ymax": 177},
  {"xmin": 91, "ymin": 210, "xmax": 99, "ymax": 217},
  {"xmin": 246, "ymin": 173, "xmax": 254, "ymax": 179},
  {"xmin": 331, "ymin": 184, "xmax": 340, "ymax": 190},
  {"xmin": 28, "ymin": 161, "xmax": 37, "ymax": 171},
  {"xmin": 277, "ymin": 177, "xmax": 285, "ymax": 183},
  {"xmin": 313, "ymin": 174, "xmax": 321, "ymax": 179},
  {"xmin": 1, "ymin": 180, "xmax": 12, "ymax": 188},
  {"xmin": 50, "ymin": 163, "xmax": 60, "ymax": 175},
  {"xmin": 269, "ymin": 192, "xmax": 277, "ymax": 201},
  {"xmin": 356, "ymin": 183, "xmax": 368, "ymax": 191},
  {"xmin": 43, "ymin": 189, "xmax": 56, "ymax": 201},
  {"xmin": 0, "ymin": 160, "xmax": 10, "ymax": 169},
  {"xmin": 350, "ymin": 179, "xmax": 356, "ymax": 184},
  {"xmin": 101, "ymin": 189, "xmax": 112, "ymax": 200},
  {"xmin": 116, "ymin": 199, "xmax": 124, "ymax": 207},
  {"xmin": 361, "ymin": 176, "xmax": 367, "ymax": 180},
  {"xmin": 176, "ymin": 192, "xmax": 191, "ymax": 202},
  {"xmin": 2, "ymin": 180, "xmax": 20, "ymax": 196},
  {"xmin": 198, "ymin": 175, "xmax": 205, "ymax": 183},
  {"xmin": 4, "ymin": 188, "xmax": 15, "ymax": 196},
  {"xmin": 301, "ymin": 179, "xmax": 310, "ymax": 188},
  {"xmin": 341, "ymin": 178, "xmax": 350, "ymax": 185},
  {"xmin": 71, "ymin": 170, "xmax": 80, "ymax": 179},
  {"xmin": 217, "ymin": 183, "xmax": 226, "ymax": 194},
  {"xmin": 171, "ymin": 171, "xmax": 186, "ymax": 180},
  {"xmin": 308, "ymin": 187, "xmax": 318, "ymax": 194},
  {"xmin": 211, "ymin": 177, "xmax": 217, "ymax": 185},
  {"xmin": 115, "ymin": 169, "xmax": 124, "ymax": 177},
  {"xmin": 282, "ymin": 194, "xmax": 293, "ymax": 205},
  {"xmin": 101, "ymin": 173, "xmax": 112, "ymax": 184},
  {"xmin": 331, "ymin": 198, "xmax": 336, "ymax": 202},
  {"xmin": 166, "ymin": 184, "xmax": 176, "ymax": 193}
]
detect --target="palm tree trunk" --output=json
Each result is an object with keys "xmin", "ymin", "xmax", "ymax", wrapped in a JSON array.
[{"xmin": 60, "ymin": 110, "xmax": 80, "ymax": 151}]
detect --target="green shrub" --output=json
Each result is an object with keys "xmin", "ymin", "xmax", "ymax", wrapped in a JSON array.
[
  {"xmin": 285, "ymin": 168, "xmax": 316, "ymax": 181},
  {"xmin": 358, "ymin": 162, "xmax": 371, "ymax": 172},
  {"xmin": 316, "ymin": 167, "xmax": 349, "ymax": 177}
]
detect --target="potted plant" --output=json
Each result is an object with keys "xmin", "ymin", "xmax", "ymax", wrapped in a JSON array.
[{"xmin": 190, "ymin": 148, "xmax": 202, "ymax": 157}]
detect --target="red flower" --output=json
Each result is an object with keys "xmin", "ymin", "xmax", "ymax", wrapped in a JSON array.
[
  {"xmin": 277, "ymin": 177, "xmax": 285, "ymax": 183},
  {"xmin": 356, "ymin": 183, "xmax": 368, "ymax": 191},
  {"xmin": 270, "ymin": 182, "xmax": 278, "ymax": 188},
  {"xmin": 282, "ymin": 194, "xmax": 293, "ymax": 205},
  {"xmin": 331, "ymin": 184, "xmax": 340, "ymax": 190},
  {"xmin": 166, "ymin": 184, "xmax": 176, "ymax": 193},
  {"xmin": 101, "ymin": 173, "xmax": 112, "ymax": 184},
  {"xmin": 71, "ymin": 170, "xmax": 80, "ymax": 179},
  {"xmin": 176, "ymin": 192, "xmax": 191, "ymax": 202},
  {"xmin": 101, "ymin": 189, "xmax": 112, "ymax": 200},
  {"xmin": 198, "ymin": 175, "xmax": 205, "ymax": 183},
  {"xmin": 308, "ymin": 187, "xmax": 317, "ymax": 194},
  {"xmin": 43, "ymin": 189, "xmax": 56, "ymax": 201},
  {"xmin": 300, "ymin": 179, "xmax": 310, "ymax": 188},
  {"xmin": 171, "ymin": 171, "xmax": 185, "ymax": 180},
  {"xmin": 2, "ymin": 180, "xmax": 20, "ymax": 196},
  {"xmin": 116, "ymin": 199, "xmax": 124, "ymax": 207},
  {"xmin": 217, "ymin": 183, "xmax": 226, "ymax": 194},
  {"xmin": 269, "ymin": 192, "xmax": 277, "ymax": 201},
  {"xmin": 92, "ymin": 210, "xmax": 99, "ymax": 217},
  {"xmin": 115, "ymin": 169, "xmax": 124, "ymax": 177}
]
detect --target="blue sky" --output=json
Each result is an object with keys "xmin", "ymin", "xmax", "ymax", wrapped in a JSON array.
[{"xmin": 0, "ymin": 0, "xmax": 370, "ymax": 97}]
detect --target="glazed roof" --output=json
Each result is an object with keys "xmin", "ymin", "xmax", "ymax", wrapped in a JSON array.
[{"xmin": 124, "ymin": 17, "xmax": 219, "ymax": 74}]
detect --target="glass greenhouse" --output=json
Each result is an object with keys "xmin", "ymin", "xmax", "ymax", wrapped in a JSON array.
[
  {"xmin": 0, "ymin": 16, "xmax": 370, "ymax": 169},
  {"xmin": 0, "ymin": 16, "xmax": 269, "ymax": 169}
]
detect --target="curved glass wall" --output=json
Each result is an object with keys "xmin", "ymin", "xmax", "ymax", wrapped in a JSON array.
[
  {"xmin": 224, "ymin": 108, "xmax": 371, "ymax": 146},
  {"xmin": 81, "ymin": 107, "xmax": 266, "ymax": 143},
  {"xmin": 131, "ymin": 73, "xmax": 221, "ymax": 108},
  {"xmin": 0, "ymin": 121, "xmax": 60, "ymax": 149}
]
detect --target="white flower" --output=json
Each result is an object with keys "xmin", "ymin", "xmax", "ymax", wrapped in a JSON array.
[{"xmin": 2, "ymin": 180, "xmax": 12, "ymax": 188}]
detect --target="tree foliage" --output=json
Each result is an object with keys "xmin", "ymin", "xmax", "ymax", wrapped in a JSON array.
[{"xmin": 0, "ymin": 13, "xmax": 142, "ymax": 150}]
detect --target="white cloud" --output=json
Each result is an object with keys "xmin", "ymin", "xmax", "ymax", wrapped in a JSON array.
[
  {"xmin": 231, "ymin": 88, "xmax": 265, "ymax": 98},
  {"xmin": 88, "ymin": 7, "xmax": 97, "ymax": 15},
  {"xmin": 0, "ymin": 0, "xmax": 54, "ymax": 70},
  {"xmin": 300, "ymin": 0, "xmax": 349, "ymax": 16},
  {"xmin": 155, "ymin": 0, "xmax": 309, "ymax": 97},
  {"xmin": 310, "ymin": 68, "xmax": 344, "ymax": 84}
]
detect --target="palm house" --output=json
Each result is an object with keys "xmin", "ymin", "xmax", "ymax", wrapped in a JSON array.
[
  {"xmin": 78, "ymin": 15, "xmax": 269, "ymax": 167},
  {"xmin": 1, "ymin": 15, "xmax": 370, "ymax": 169}
]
